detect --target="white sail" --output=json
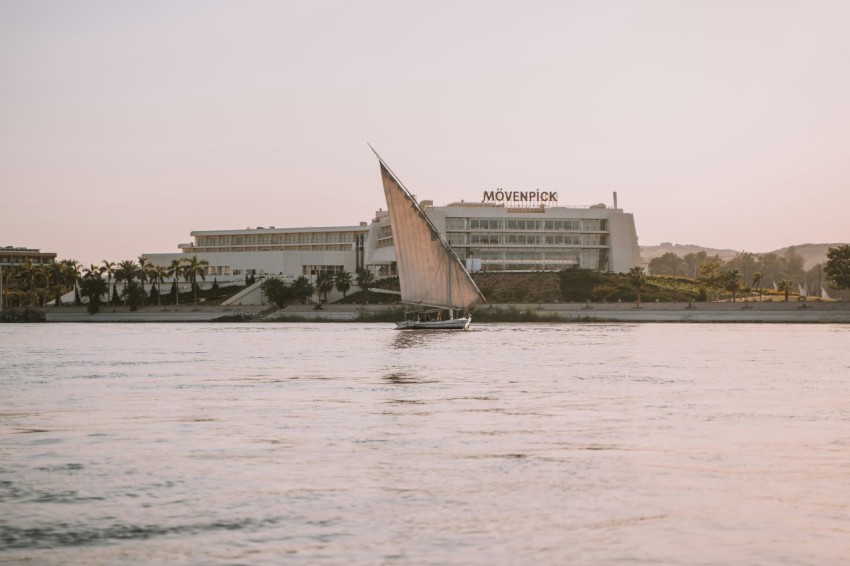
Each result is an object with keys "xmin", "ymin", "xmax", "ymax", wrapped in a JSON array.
[{"xmin": 377, "ymin": 159, "xmax": 485, "ymax": 311}]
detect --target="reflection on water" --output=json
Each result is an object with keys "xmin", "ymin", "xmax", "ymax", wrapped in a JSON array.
[
  {"xmin": 2, "ymin": 322, "xmax": 850, "ymax": 564},
  {"xmin": 382, "ymin": 370, "xmax": 432, "ymax": 385},
  {"xmin": 388, "ymin": 328, "xmax": 461, "ymax": 349}
]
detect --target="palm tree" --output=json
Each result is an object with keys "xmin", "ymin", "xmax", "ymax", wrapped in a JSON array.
[
  {"xmin": 335, "ymin": 270, "xmax": 352, "ymax": 300},
  {"xmin": 17, "ymin": 262, "xmax": 44, "ymax": 306},
  {"xmin": 292, "ymin": 276, "xmax": 315, "ymax": 304},
  {"xmin": 79, "ymin": 267, "xmax": 108, "ymax": 314},
  {"xmin": 46, "ymin": 262, "xmax": 65, "ymax": 306},
  {"xmin": 102, "ymin": 260, "xmax": 116, "ymax": 306},
  {"xmin": 62, "ymin": 259, "xmax": 82, "ymax": 306},
  {"xmin": 83, "ymin": 263, "xmax": 102, "ymax": 276},
  {"xmin": 778, "ymin": 279, "xmax": 794, "ymax": 302},
  {"xmin": 136, "ymin": 256, "xmax": 149, "ymax": 293},
  {"xmin": 83, "ymin": 264, "xmax": 106, "ymax": 304},
  {"xmin": 115, "ymin": 259, "xmax": 139, "ymax": 287},
  {"xmin": 627, "ymin": 266, "xmax": 646, "ymax": 305},
  {"xmin": 7, "ymin": 265, "xmax": 31, "ymax": 307},
  {"xmin": 4, "ymin": 265, "xmax": 21, "ymax": 307},
  {"xmin": 168, "ymin": 258, "xmax": 186, "ymax": 306},
  {"xmin": 148, "ymin": 264, "xmax": 168, "ymax": 306},
  {"xmin": 115, "ymin": 259, "xmax": 142, "ymax": 309},
  {"xmin": 182, "ymin": 255, "xmax": 209, "ymax": 305},
  {"xmin": 31, "ymin": 263, "xmax": 48, "ymax": 306},
  {"xmin": 17, "ymin": 260, "xmax": 36, "ymax": 306},
  {"xmin": 356, "ymin": 268, "xmax": 375, "ymax": 302},
  {"xmin": 315, "ymin": 271, "xmax": 335, "ymax": 303}
]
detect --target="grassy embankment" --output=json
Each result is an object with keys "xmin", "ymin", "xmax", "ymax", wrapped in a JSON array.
[
  {"xmin": 337, "ymin": 271, "xmax": 706, "ymax": 305},
  {"xmin": 327, "ymin": 271, "xmax": 709, "ymax": 322},
  {"xmin": 262, "ymin": 271, "xmax": 806, "ymax": 322}
]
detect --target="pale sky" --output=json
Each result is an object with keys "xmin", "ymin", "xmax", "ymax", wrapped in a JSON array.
[{"xmin": 2, "ymin": 0, "xmax": 849, "ymax": 267}]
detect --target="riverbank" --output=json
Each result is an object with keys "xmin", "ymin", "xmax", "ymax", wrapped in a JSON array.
[
  {"xmin": 38, "ymin": 305, "xmax": 267, "ymax": 322},
  {"xmin": 23, "ymin": 301, "xmax": 850, "ymax": 323}
]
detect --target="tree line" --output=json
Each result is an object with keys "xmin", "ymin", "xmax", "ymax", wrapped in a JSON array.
[
  {"xmin": 1, "ymin": 255, "xmax": 212, "ymax": 314},
  {"xmin": 5, "ymin": 246, "xmax": 848, "ymax": 312},
  {"xmin": 1, "ymin": 256, "xmax": 380, "ymax": 314},
  {"xmin": 260, "ymin": 269, "xmax": 375, "ymax": 308},
  {"xmin": 646, "ymin": 245, "xmax": 850, "ymax": 300}
]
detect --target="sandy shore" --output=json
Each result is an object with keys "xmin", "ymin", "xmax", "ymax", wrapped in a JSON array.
[{"xmin": 35, "ymin": 301, "xmax": 850, "ymax": 323}]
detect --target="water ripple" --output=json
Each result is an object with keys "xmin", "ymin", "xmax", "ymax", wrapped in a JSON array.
[{"xmin": 1, "ymin": 323, "xmax": 849, "ymax": 564}]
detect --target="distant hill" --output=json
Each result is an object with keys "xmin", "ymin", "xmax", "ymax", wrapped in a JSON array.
[
  {"xmin": 640, "ymin": 242, "xmax": 848, "ymax": 270},
  {"xmin": 639, "ymin": 243, "xmax": 739, "ymax": 265},
  {"xmin": 768, "ymin": 243, "xmax": 847, "ymax": 270}
]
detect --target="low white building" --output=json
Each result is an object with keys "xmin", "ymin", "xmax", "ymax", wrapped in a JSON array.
[{"xmin": 144, "ymin": 224, "xmax": 369, "ymax": 285}]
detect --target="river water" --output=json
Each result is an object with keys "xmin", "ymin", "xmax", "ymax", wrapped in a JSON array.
[{"xmin": 2, "ymin": 323, "xmax": 849, "ymax": 564}]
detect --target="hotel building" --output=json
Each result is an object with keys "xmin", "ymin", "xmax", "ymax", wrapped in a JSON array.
[
  {"xmin": 366, "ymin": 197, "xmax": 640, "ymax": 277},
  {"xmin": 143, "ymin": 193, "xmax": 640, "ymax": 287}
]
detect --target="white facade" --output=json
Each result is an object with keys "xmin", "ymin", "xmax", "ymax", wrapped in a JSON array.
[
  {"xmin": 143, "ymin": 225, "xmax": 368, "ymax": 284},
  {"xmin": 143, "ymin": 198, "xmax": 640, "ymax": 282},
  {"xmin": 366, "ymin": 200, "xmax": 641, "ymax": 275}
]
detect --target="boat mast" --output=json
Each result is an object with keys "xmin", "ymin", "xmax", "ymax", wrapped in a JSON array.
[{"xmin": 446, "ymin": 245, "xmax": 454, "ymax": 318}]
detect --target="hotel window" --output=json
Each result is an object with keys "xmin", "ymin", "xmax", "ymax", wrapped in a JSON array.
[
  {"xmin": 447, "ymin": 233, "xmax": 468, "ymax": 245},
  {"xmin": 304, "ymin": 265, "xmax": 344, "ymax": 275},
  {"xmin": 446, "ymin": 218, "xmax": 468, "ymax": 230}
]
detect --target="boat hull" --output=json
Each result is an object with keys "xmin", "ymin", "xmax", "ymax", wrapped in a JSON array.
[{"xmin": 395, "ymin": 316, "xmax": 472, "ymax": 330}]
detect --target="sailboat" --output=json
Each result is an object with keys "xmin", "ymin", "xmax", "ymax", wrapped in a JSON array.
[{"xmin": 371, "ymin": 146, "xmax": 486, "ymax": 330}]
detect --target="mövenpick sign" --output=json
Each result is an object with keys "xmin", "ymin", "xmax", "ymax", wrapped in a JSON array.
[{"xmin": 482, "ymin": 189, "xmax": 558, "ymax": 206}]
